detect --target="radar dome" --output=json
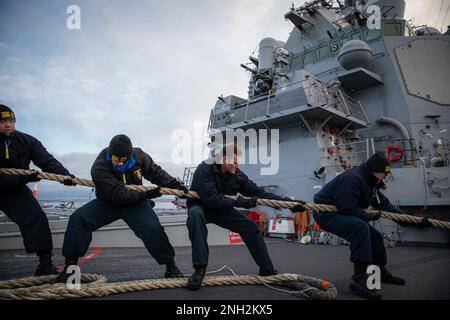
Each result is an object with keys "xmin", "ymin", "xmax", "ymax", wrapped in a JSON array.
[{"xmin": 338, "ymin": 39, "xmax": 373, "ymax": 70}]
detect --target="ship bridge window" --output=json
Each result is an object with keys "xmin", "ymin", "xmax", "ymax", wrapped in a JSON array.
[
  {"xmin": 315, "ymin": 45, "xmax": 331, "ymax": 60},
  {"xmin": 363, "ymin": 28, "xmax": 382, "ymax": 41},
  {"xmin": 291, "ymin": 28, "xmax": 383, "ymax": 69},
  {"xmin": 382, "ymin": 20, "xmax": 404, "ymax": 35},
  {"xmin": 302, "ymin": 50, "xmax": 316, "ymax": 65}
]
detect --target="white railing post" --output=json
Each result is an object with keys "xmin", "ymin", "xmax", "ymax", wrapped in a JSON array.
[
  {"xmin": 266, "ymin": 90, "xmax": 271, "ymax": 117},
  {"xmin": 244, "ymin": 100, "xmax": 250, "ymax": 123}
]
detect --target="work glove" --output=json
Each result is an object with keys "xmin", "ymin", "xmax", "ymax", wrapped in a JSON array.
[
  {"xmin": 61, "ymin": 174, "xmax": 77, "ymax": 186},
  {"xmin": 286, "ymin": 198, "xmax": 307, "ymax": 212},
  {"xmin": 363, "ymin": 209, "xmax": 382, "ymax": 221},
  {"xmin": 171, "ymin": 181, "xmax": 189, "ymax": 197},
  {"xmin": 145, "ymin": 187, "xmax": 162, "ymax": 199},
  {"xmin": 235, "ymin": 195, "xmax": 257, "ymax": 209},
  {"xmin": 395, "ymin": 209, "xmax": 432, "ymax": 228},
  {"xmin": 416, "ymin": 217, "xmax": 432, "ymax": 228},
  {"xmin": 21, "ymin": 171, "xmax": 41, "ymax": 184},
  {"xmin": 396, "ymin": 219, "xmax": 432, "ymax": 228}
]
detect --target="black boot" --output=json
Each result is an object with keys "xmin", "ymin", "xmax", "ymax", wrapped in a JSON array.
[
  {"xmin": 259, "ymin": 267, "xmax": 279, "ymax": 276},
  {"xmin": 187, "ymin": 266, "xmax": 206, "ymax": 291},
  {"xmin": 34, "ymin": 251, "xmax": 60, "ymax": 276},
  {"xmin": 165, "ymin": 261, "xmax": 184, "ymax": 278},
  {"xmin": 381, "ymin": 267, "xmax": 406, "ymax": 286},
  {"xmin": 49, "ymin": 258, "xmax": 79, "ymax": 284},
  {"xmin": 349, "ymin": 262, "xmax": 382, "ymax": 300}
]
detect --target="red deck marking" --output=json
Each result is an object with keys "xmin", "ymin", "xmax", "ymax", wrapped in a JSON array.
[
  {"xmin": 229, "ymin": 231, "xmax": 243, "ymax": 244},
  {"xmin": 57, "ymin": 247, "xmax": 103, "ymax": 270}
]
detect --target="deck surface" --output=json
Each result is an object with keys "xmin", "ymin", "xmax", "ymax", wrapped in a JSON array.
[{"xmin": 1, "ymin": 239, "xmax": 449, "ymax": 300}]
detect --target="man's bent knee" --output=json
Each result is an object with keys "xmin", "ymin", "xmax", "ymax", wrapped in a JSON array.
[{"xmin": 188, "ymin": 206, "xmax": 206, "ymax": 221}]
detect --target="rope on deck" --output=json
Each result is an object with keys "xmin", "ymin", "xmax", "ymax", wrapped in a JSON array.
[
  {"xmin": 1, "ymin": 168, "xmax": 449, "ymax": 230},
  {"xmin": 0, "ymin": 274, "xmax": 106, "ymax": 289},
  {"xmin": 0, "ymin": 273, "xmax": 337, "ymax": 300}
]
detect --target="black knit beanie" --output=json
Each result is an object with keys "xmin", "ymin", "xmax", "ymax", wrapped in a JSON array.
[
  {"xmin": 366, "ymin": 151, "xmax": 391, "ymax": 173},
  {"xmin": 0, "ymin": 104, "xmax": 16, "ymax": 122},
  {"xmin": 109, "ymin": 134, "xmax": 133, "ymax": 159}
]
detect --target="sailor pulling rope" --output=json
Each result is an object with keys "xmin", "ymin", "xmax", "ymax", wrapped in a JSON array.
[{"xmin": 1, "ymin": 168, "xmax": 449, "ymax": 230}]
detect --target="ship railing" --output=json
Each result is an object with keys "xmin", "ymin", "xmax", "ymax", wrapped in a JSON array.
[
  {"xmin": 337, "ymin": 90, "xmax": 369, "ymax": 123},
  {"xmin": 308, "ymin": 77, "xmax": 368, "ymax": 124},
  {"xmin": 372, "ymin": 137, "xmax": 425, "ymax": 167},
  {"xmin": 242, "ymin": 77, "xmax": 313, "ymax": 122},
  {"xmin": 321, "ymin": 137, "xmax": 430, "ymax": 169},
  {"xmin": 318, "ymin": 139, "xmax": 370, "ymax": 170},
  {"xmin": 247, "ymin": 89, "xmax": 309, "ymax": 120},
  {"xmin": 209, "ymin": 74, "xmax": 368, "ymax": 129}
]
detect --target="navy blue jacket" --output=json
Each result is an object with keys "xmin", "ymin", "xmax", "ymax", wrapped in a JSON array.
[
  {"xmin": 0, "ymin": 131, "xmax": 70, "ymax": 191},
  {"xmin": 92, "ymin": 147, "xmax": 179, "ymax": 206},
  {"xmin": 314, "ymin": 163, "xmax": 401, "ymax": 221},
  {"xmin": 187, "ymin": 160, "xmax": 286, "ymax": 212}
]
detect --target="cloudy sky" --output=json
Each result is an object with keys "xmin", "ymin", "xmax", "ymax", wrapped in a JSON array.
[{"xmin": 0, "ymin": 0, "xmax": 448, "ymax": 199}]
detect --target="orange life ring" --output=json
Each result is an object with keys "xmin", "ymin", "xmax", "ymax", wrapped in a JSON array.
[{"xmin": 386, "ymin": 144, "xmax": 403, "ymax": 162}]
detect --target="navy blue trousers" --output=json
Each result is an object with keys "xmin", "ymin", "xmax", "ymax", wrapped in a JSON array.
[
  {"xmin": 187, "ymin": 204, "xmax": 274, "ymax": 270},
  {"xmin": 62, "ymin": 199, "xmax": 175, "ymax": 265},
  {"xmin": 0, "ymin": 186, "xmax": 53, "ymax": 253},
  {"xmin": 313, "ymin": 211, "xmax": 387, "ymax": 266}
]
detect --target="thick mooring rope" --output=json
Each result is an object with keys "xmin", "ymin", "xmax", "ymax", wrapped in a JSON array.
[
  {"xmin": 0, "ymin": 274, "xmax": 107, "ymax": 290},
  {"xmin": 0, "ymin": 273, "xmax": 337, "ymax": 300},
  {"xmin": 1, "ymin": 168, "xmax": 449, "ymax": 229}
]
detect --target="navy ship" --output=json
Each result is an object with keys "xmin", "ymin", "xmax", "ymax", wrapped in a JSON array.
[
  {"xmin": 1, "ymin": 0, "xmax": 449, "ymax": 300},
  {"xmin": 205, "ymin": 0, "xmax": 450, "ymax": 245}
]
